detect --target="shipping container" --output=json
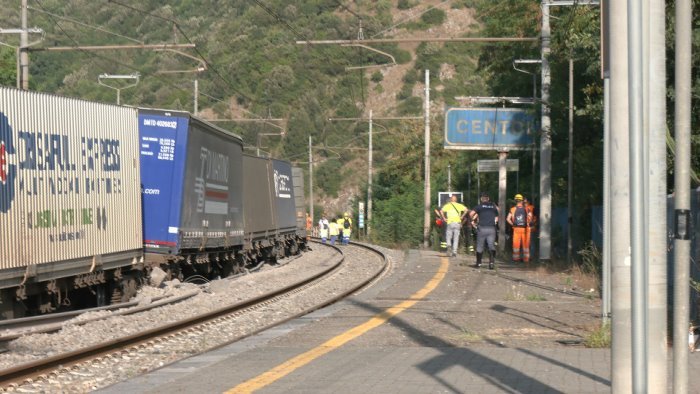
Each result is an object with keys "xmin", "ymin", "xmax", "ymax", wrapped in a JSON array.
[
  {"xmin": 271, "ymin": 159, "xmax": 297, "ymax": 232},
  {"xmin": 139, "ymin": 109, "xmax": 244, "ymax": 256},
  {"xmin": 292, "ymin": 166, "xmax": 306, "ymax": 238},
  {"xmin": 0, "ymin": 87, "xmax": 142, "ymax": 289},
  {"xmin": 242, "ymin": 154, "xmax": 276, "ymax": 242}
]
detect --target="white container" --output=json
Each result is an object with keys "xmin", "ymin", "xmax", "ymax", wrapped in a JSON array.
[{"xmin": 0, "ymin": 87, "xmax": 142, "ymax": 287}]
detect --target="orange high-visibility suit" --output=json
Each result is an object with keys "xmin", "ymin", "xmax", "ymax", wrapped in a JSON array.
[
  {"xmin": 525, "ymin": 201, "xmax": 537, "ymax": 257},
  {"xmin": 508, "ymin": 202, "xmax": 533, "ymax": 263}
]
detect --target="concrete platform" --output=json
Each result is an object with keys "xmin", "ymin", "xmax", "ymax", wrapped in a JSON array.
[{"xmin": 100, "ymin": 250, "xmax": 700, "ymax": 393}]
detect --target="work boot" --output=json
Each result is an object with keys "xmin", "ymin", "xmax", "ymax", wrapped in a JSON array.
[
  {"xmin": 475, "ymin": 252, "xmax": 483, "ymax": 268},
  {"xmin": 488, "ymin": 250, "xmax": 495, "ymax": 270}
]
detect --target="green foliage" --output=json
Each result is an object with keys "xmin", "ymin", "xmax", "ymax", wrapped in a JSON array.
[
  {"xmin": 585, "ymin": 322, "xmax": 611, "ymax": 348},
  {"xmin": 421, "ymin": 8, "xmax": 447, "ymax": 25},
  {"xmin": 0, "ymin": 47, "xmax": 16, "ymax": 88},
  {"xmin": 315, "ymin": 159, "xmax": 343, "ymax": 198},
  {"xmin": 370, "ymin": 71, "xmax": 383, "ymax": 83},
  {"xmin": 397, "ymin": 0, "xmax": 416, "ymax": 10}
]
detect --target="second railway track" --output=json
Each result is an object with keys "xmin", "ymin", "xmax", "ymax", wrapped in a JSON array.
[{"xmin": 0, "ymin": 242, "xmax": 389, "ymax": 392}]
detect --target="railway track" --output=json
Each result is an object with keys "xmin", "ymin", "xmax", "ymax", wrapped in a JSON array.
[{"xmin": 0, "ymin": 242, "xmax": 388, "ymax": 391}]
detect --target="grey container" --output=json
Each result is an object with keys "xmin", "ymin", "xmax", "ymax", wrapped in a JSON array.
[
  {"xmin": 242, "ymin": 155, "xmax": 276, "ymax": 242},
  {"xmin": 0, "ymin": 87, "xmax": 142, "ymax": 289},
  {"xmin": 292, "ymin": 166, "xmax": 306, "ymax": 237}
]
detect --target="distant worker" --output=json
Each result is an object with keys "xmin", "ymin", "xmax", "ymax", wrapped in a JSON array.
[
  {"xmin": 318, "ymin": 214, "xmax": 330, "ymax": 244},
  {"xmin": 507, "ymin": 194, "xmax": 533, "ymax": 264},
  {"xmin": 440, "ymin": 195, "xmax": 468, "ymax": 258},
  {"xmin": 469, "ymin": 192, "xmax": 499, "ymax": 269},
  {"xmin": 306, "ymin": 213, "xmax": 313, "ymax": 241},
  {"xmin": 328, "ymin": 217, "xmax": 340, "ymax": 245},
  {"xmin": 337, "ymin": 212, "xmax": 352, "ymax": 245},
  {"xmin": 434, "ymin": 207, "xmax": 447, "ymax": 252},
  {"xmin": 524, "ymin": 196, "xmax": 537, "ymax": 259}
]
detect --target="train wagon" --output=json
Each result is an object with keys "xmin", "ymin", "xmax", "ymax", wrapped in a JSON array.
[
  {"xmin": 292, "ymin": 166, "xmax": 307, "ymax": 240},
  {"xmin": 138, "ymin": 109, "xmax": 245, "ymax": 278},
  {"xmin": 0, "ymin": 87, "xmax": 143, "ymax": 318},
  {"xmin": 241, "ymin": 155, "xmax": 306, "ymax": 263}
]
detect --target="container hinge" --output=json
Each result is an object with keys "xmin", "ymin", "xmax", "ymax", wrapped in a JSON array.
[
  {"xmin": 20, "ymin": 265, "xmax": 37, "ymax": 285},
  {"xmin": 90, "ymin": 255, "xmax": 103, "ymax": 273}
]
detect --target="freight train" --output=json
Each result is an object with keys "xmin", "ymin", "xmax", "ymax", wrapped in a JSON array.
[{"xmin": 0, "ymin": 87, "xmax": 307, "ymax": 319}]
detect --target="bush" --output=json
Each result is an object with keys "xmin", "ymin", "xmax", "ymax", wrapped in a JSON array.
[
  {"xmin": 370, "ymin": 71, "xmax": 383, "ymax": 83},
  {"xmin": 397, "ymin": 0, "xmax": 415, "ymax": 10},
  {"xmin": 421, "ymin": 8, "xmax": 446, "ymax": 26}
]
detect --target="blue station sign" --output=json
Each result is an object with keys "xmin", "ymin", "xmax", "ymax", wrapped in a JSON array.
[{"xmin": 444, "ymin": 108, "xmax": 538, "ymax": 150}]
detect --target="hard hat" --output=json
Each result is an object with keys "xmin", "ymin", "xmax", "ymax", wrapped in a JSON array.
[
  {"xmin": 514, "ymin": 194, "xmax": 523, "ymax": 201},
  {"xmin": 344, "ymin": 212, "xmax": 349, "ymax": 217}
]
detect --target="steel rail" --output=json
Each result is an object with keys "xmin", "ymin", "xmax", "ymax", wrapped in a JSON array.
[
  {"xmin": 0, "ymin": 291, "xmax": 200, "ymax": 342},
  {"xmin": 0, "ymin": 242, "xmax": 387, "ymax": 388}
]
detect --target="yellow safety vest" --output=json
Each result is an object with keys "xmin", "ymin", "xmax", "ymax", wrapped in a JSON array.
[
  {"xmin": 441, "ymin": 202, "xmax": 467, "ymax": 224},
  {"xmin": 329, "ymin": 222, "xmax": 340, "ymax": 236}
]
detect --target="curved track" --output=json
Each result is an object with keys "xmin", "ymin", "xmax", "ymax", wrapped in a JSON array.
[{"xmin": 0, "ymin": 241, "xmax": 388, "ymax": 390}]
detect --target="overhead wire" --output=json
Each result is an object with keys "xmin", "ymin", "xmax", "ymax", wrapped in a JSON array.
[
  {"xmin": 28, "ymin": 5, "xmax": 144, "ymax": 44},
  {"xmin": 30, "ymin": 0, "xmax": 239, "ymax": 117}
]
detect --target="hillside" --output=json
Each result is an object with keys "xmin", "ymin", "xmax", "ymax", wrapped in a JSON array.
[{"xmin": 2, "ymin": 1, "xmax": 696, "ymax": 252}]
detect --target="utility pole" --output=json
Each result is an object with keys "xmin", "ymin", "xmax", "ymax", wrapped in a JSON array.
[
  {"xmin": 567, "ymin": 57, "xmax": 573, "ymax": 265},
  {"xmin": 309, "ymin": 136, "xmax": 313, "ymax": 224},
  {"xmin": 610, "ymin": 0, "xmax": 632, "ymax": 391},
  {"xmin": 539, "ymin": 0, "xmax": 552, "ymax": 263},
  {"xmin": 19, "ymin": 0, "xmax": 29, "ymax": 90},
  {"xmin": 368, "ymin": 110, "xmax": 373, "ymax": 238},
  {"xmin": 423, "ymin": 69, "xmax": 431, "ymax": 249},
  {"xmin": 497, "ymin": 150, "xmax": 508, "ymax": 252},
  {"xmin": 628, "ymin": 0, "xmax": 647, "ymax": 389},
  {"xmin": 194, "ymin": 79, "xmax": 199, "ymax": 115},
  {"xmin": 673, "ymin": 0, "xmax": 693, "ymax": 392},
  {"xmin": 646, "ymin": 0, "xmax": 668, "ymax": 391}
]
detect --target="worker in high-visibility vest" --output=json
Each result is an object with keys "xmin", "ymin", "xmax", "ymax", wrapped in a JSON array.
[
  {"xmin": 328, "ymin": 217, "xmax": 340, "ymax": 245},
  {"xmin": 524, "ymin": 196, "xmax": 537, "ymax": 259},
  {"xmin": 507, "ymin": 194, "xmax": 533, "ymax": 264},
  {"xmin": 318, "ymin": 214, "xmax": 330, "ymax": 244},
  {"xmin": 305, "ymin": 213, "xmax": 313, "ymax": 241},
  {"xmin": 440, "ymin": 195, "xmax": 468, "ymax": 258},
  {"xmin": 337, "ymin": 212, "xmax": 352, "ymax": 245}
]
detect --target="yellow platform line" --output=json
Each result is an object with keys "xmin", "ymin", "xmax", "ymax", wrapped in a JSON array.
[{"xmin": 225, "ymin": 256, "xmax": 450, "ymax": 394}]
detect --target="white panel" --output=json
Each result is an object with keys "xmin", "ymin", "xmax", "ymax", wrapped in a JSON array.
[{"xmin": 0, "ymin": 87, "xmax": 142, "ymax": 270}]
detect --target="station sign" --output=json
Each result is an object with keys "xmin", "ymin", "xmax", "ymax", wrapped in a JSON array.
[
  {"xmin": 437, "ymin": 191, "xmax": 463, "ymax": 207},
  {"xmin": 444, "ymin": 108, "xmax": 538, "ymax": 150},
  {"xmin": 477, "ymin": 159, "xmax": 519, "ymax": 173}
]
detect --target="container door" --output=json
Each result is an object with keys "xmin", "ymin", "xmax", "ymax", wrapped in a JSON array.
[{"xmin": 138, "ymin": 113, "xmax": 189, "ymax": 254}]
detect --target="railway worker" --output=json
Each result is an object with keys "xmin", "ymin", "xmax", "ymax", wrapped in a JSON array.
[
  {"xmin": 440, "ymin": 194, "xmax": 468, "ymax": 258},
  {"xmin": 328, "ymin": 217, "xmax": 340, "ymax": 245},
  {"xmin": 469, "ymin": 191, "xmax": 499, "ymax": 269},
  {"xmin": 506, "ymin": 194, "xmax": 533, "ymax": 264},
  {"xmin": 318, "ymin": 214, "xmax": 330, "ymax": 244},
  {"xmin": 306, "ymin": 213, "xmax": 313, "ymax": 241},
  {"xmin": 524, "ymin": 196, "xmax": 537, "ymax": 258},
  {"xmin": 337, "ymin": 212, "xmax": 352, "ymax": 245},
  {"xmin": 434, "ymin": 207, "xmax": 447, "ymax": 252}
]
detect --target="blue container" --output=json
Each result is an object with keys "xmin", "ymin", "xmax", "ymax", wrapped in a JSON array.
[{"xmin": 138, "ymin": 109, "xmax": 244, "ymax": 256}]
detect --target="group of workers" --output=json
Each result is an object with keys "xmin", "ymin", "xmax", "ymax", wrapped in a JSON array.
[
  {"xmin": 316, "ymin": 212, "xmax": 353, "ymax": 245},
  {"xmin": 436, "ymin": 192, "xmax": 536, "ymax": 269}
]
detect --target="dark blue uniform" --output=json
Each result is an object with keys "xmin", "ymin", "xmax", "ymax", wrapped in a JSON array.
[{"xmin": 472, "ymin": 201, "xmax": 499, "ymax": 268}]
